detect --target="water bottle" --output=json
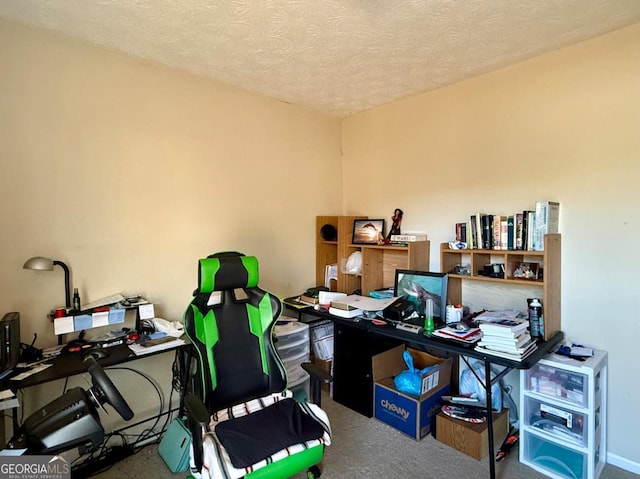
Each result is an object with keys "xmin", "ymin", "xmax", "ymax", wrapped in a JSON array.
[
  {"xmin": 528, "ymin": 298, "xmax": 542, "ymax": 339},
  {"xmin": 424, "ymin": 298, "xmax": 434, "ymax": 334}
]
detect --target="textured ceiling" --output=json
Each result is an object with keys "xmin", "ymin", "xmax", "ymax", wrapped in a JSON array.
[{"xmin": 1, "ymin": 1, "xmax": 640, "ymax": 117}]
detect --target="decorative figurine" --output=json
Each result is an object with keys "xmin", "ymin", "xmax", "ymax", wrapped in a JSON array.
[{"xmin": 384, "ymin": 208, "xmax": 403, "ymax": 244}]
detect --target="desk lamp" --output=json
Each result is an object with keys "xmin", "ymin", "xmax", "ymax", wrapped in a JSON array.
[{"xmin": 23, "ymin": 256, "xmax": 71, "ymax": 309}]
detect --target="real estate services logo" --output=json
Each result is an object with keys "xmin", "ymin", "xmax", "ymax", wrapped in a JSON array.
[{"xmin": 0, "ymin": 455, "xmax": 70, "ymax": 479}]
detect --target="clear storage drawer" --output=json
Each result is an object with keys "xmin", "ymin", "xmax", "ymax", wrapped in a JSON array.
[
  {"xmin": 523, "ymin": 432, "xmax": 587, "ymax": 479},
  {"xmin": 524, "ymin": 396, "xmax": 589, "ymax": 446},
  {"xmin": 276, "ymin": 338, "xmax": 309, "ymax": 361},
  {"xmin": 273, "ymin": 320, "xmax": 310, "ymax": 348},
  {"xmin": 525, "ymin": 362, "xmax": 588, "ymax": 407},
  {"xmin": 283, "ymin": 349, "xmax": 310, "ymax": 383}
]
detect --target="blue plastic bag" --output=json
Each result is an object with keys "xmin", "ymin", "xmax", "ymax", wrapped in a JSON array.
[{"xmin": 394, "ymin": 350, "xmax": 436, "ymax": 396}]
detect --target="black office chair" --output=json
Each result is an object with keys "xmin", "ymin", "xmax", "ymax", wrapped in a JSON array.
[{"xmin": 183, "ymin": 252, "xmax": 331, "ymax": 479}]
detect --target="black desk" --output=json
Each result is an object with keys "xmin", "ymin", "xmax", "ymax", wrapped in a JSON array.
[
  {"xmin": 3, "ymin": 342, "xmax": 187, "ymax": 439},
  {"xmin": 307, "ymin": 309, "xmax": 564, "ymax": 479}
]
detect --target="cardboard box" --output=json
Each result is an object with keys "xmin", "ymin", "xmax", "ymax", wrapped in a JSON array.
[
  {"xmin": 435, "ymin": 409, "xmax": 509, "ymax": 460},
  {"xmin": 312, "ymin": 356, "xmax": 332, "ymax": 393},
  {"xmin": 372, "ymin": 345, "xmax": 453, "ymax": 440}
]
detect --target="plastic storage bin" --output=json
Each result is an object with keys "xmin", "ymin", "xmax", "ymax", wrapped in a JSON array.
[
  {"xmin": 282, "ymin": 349, "xmax": 310, "ymax": 384},
  {"xmin": 523, "ymin": 396, "xmax": 588, "ymax": 446},
  {"xmin": 273, "ymin": 320, "xmax": 309, "ymax": 348},
  {"xmin": 525, "ymin": 362, "xmax": 589, "ymax": 407},
  {"xmin": 276, "ymin": 337, "xmax": 310, "ymax": 362},
  {"xmin": 523, "ymin": 432, "xmax": 586, "ymax": 479}
]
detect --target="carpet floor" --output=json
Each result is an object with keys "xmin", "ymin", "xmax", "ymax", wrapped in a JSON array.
[{"xmin": 93, "ymin": 394, "xmax": 638, "ymax": 479}]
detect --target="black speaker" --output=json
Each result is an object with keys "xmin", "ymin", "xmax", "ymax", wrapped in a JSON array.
[{"xmin": 1, "ymin": 311, "xmax": 21, "ymax": 371}]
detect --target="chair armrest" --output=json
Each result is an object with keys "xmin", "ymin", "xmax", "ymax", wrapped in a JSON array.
[
  {"xmin": 301, "ymin": 362, "xmax": 332, "ymax": 384},
  {"xmin": 301, "ymin": 362, "xmax": 332, "ymax": 406},
  {"xmin": 184, "ymin": 393, "xmax": 210, "ymax": 473},
  {"xmin": 185, "ymin": 393, "xmax": 210, "ymax": 427}
]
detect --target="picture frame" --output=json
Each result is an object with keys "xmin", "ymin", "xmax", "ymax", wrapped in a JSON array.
[
  {"xmin": 513, "ymin": 261, "xmax": 539, "ymax": 280},
  {"xmin": 352, "ymin": 219, "xmax": 386, "ymax": 245}
]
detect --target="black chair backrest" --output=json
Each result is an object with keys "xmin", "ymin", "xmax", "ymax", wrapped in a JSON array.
[{"xmin": 183, "ymin": 252, "xmax": 285, "ymax": 412}]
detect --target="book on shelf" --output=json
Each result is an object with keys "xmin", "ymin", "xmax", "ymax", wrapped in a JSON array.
[
  {"xmin": 469, "ymin": 214, "xmax": 478, "ymax": 249},
  {"xmin": 507, "ymin": 215, "xmax": 515, "ymax": 250},
  {"xmin": 492, "ymin": 215, "xmax": 502, "ymax": 250},
  {"xmin": 481, "ymin": 214, "xmax": 493, "ymax": 250},
  {"xmin": 525, "ymin": 210, "xmax": 535, "ymax": 251},
  {"xmin": 533, "ymin": 201, "xmax": 559, "ymax": 251},
  {"xmin": 475, "ymin": 214, "xmax": 483, "ymax": 251},
  {"xmin": 328, "ymin": 306, "xmax": 363, "ymax": 318},
  {"xmin": 390, "ymin": 233, "xmax": 427, "ymax": 243},
  {"xmin": 515, "ymin": 212, "xmax": 524, "ymax": 250},
  {"xmin": 455, "ymin": 222, "xmax": 467, "ymax": 243}
]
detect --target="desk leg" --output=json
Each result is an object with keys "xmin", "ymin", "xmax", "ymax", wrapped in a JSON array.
[{"xmin": 484, "ymin": 360, "xmax": 496, "ymax": 479}]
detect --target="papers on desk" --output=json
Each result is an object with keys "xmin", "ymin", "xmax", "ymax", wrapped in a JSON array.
[
  {"xmin": 10, "ymin": 363, "xmax": 52, "ymax": 381},
  {"xmin": 129, "ymin": 337, "xmax": 186, "ymax": 356},
  {"xmin": 0, "ymin": 389, "xmax": 19, "ymax": 410},
  {"xmin": 330, "ymin": 295, "xmax": 399, "ymax": 312}
]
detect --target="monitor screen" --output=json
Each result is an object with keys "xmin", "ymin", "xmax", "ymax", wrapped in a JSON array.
[{"xmin": 394, "ymin": 270, "xmax": 448, "ymax": 322}]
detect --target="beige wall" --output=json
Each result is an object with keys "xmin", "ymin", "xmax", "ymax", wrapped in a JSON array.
[
  {"xmin": 0, "ymin": 19, "xmax": 342, "ymax": 342},
  {"xmin": 0, "ymin": 19, "xmax": 342, "ymax": 439},
  {"xmin": 343, "ymin": 24, "xmax": 640, "ymax": 469}
]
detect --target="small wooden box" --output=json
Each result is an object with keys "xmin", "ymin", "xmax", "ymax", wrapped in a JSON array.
[{"xmin": 435, "ymin": 409, "xmax": 509, "ymax": 460}]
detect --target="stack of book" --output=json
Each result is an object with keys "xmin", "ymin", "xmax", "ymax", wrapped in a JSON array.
[
  {"xmin": 475, "ymin": 318, "xmax": 537, "ymax": 361},
  {"xmin": 432, "ymin": 325, "xmax": 482, "ymax": 344}
]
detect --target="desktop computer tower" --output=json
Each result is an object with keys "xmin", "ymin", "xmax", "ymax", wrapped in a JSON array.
[{"xmin": 1, "ymin": 311, "xmax": 21, "ymax": 371}]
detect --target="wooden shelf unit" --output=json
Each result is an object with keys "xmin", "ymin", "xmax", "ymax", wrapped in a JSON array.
[
  {"xmin": 440, "ymin": 234, "xmax": 561, "ymax": 341},
  {"xmin": 316, "ymin": 215, "xmax": 430, "ymax": 296}
]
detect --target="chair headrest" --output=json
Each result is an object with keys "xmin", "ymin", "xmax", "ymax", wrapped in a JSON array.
[{"xmin": 197, "ymin": 252, "xmax": 259, "ymax": 294}]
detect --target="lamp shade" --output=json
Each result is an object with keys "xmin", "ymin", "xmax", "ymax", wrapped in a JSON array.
[
  {"xmin": 23, "ymin": 256, "xmax": 72, "ymax": 309},
  {"xmin": 23, "ymin": 256, "xmax": 55, "ymax": 271}
]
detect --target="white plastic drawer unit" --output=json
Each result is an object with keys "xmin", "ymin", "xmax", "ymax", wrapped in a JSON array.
[
  {"xmin": 524, "ymin": 362, "xmax": 591, "ymax": 407},
  {"xmin": 276, "ymin": 338, "xmax": 309, "ymax": 362},
  {"xmin": 273, "ymin": 320, "xmax": 310, "ymax": 348},
  {"xmin": 282, "ymin": 349, "xmax": 310, "ymax": 384},
  {"xmin": 523, "ymin": 396, "xmax": 592, "ymax": 447},
  {"xmin": 523, "ymin": 432, "xmax": 588, "ymax": 479}
]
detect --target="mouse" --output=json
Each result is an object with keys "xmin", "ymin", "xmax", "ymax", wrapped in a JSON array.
[
  {"xmin": 85, "ymin": 347, "xmax": 110, "ymax": 359},
  {"xmin": 454, "ymin": 322, "xmax": 470, "ymax": 331}
]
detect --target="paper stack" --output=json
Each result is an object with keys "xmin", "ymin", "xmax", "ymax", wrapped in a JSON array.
[{"xmin": 475, "ymin": 318, "xmax": 537, "ymax": 361}]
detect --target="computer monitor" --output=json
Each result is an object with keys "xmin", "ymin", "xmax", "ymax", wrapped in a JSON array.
[{"xmin": 393, "ymin": 270, "xmax": 448, "ymax": 323}]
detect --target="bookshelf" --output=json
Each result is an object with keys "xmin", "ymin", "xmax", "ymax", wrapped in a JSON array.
[
  {"xmin": 440, "ymin": 234, "xmax": 561, "ymax": 341},
  {"xmin": 316, "ymin": 216, "xmax": 430, "ymax": 296}
]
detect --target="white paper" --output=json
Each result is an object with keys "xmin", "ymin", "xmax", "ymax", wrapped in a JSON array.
[
  {"xmin": 92, "ymin": 311, "xmax": 109, "ymax": 327},
  {"xmin": 0, "ymin": 390, "xmax": 15, "ymax": 400},
  {"xmin": 54, "ymin": 316, "xmax": 74, "ymax": 335},
  {"xmin": 318, "ymin": 291, "xmax": 346, "ymax": 305},
  {"xmin": 82, "ymin": 293, "xmax": 125, "ymax": 310},
  {"xmin": 138, "ymin": 303, "xmax": 155, "ymax": 320},
  {"xmin": 333, "ymin": 294, "xmax": 399, "ymax": 311},
  {"xmin": 11, "ymin": 364, "xmax": 52, "ymax": 381}
]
